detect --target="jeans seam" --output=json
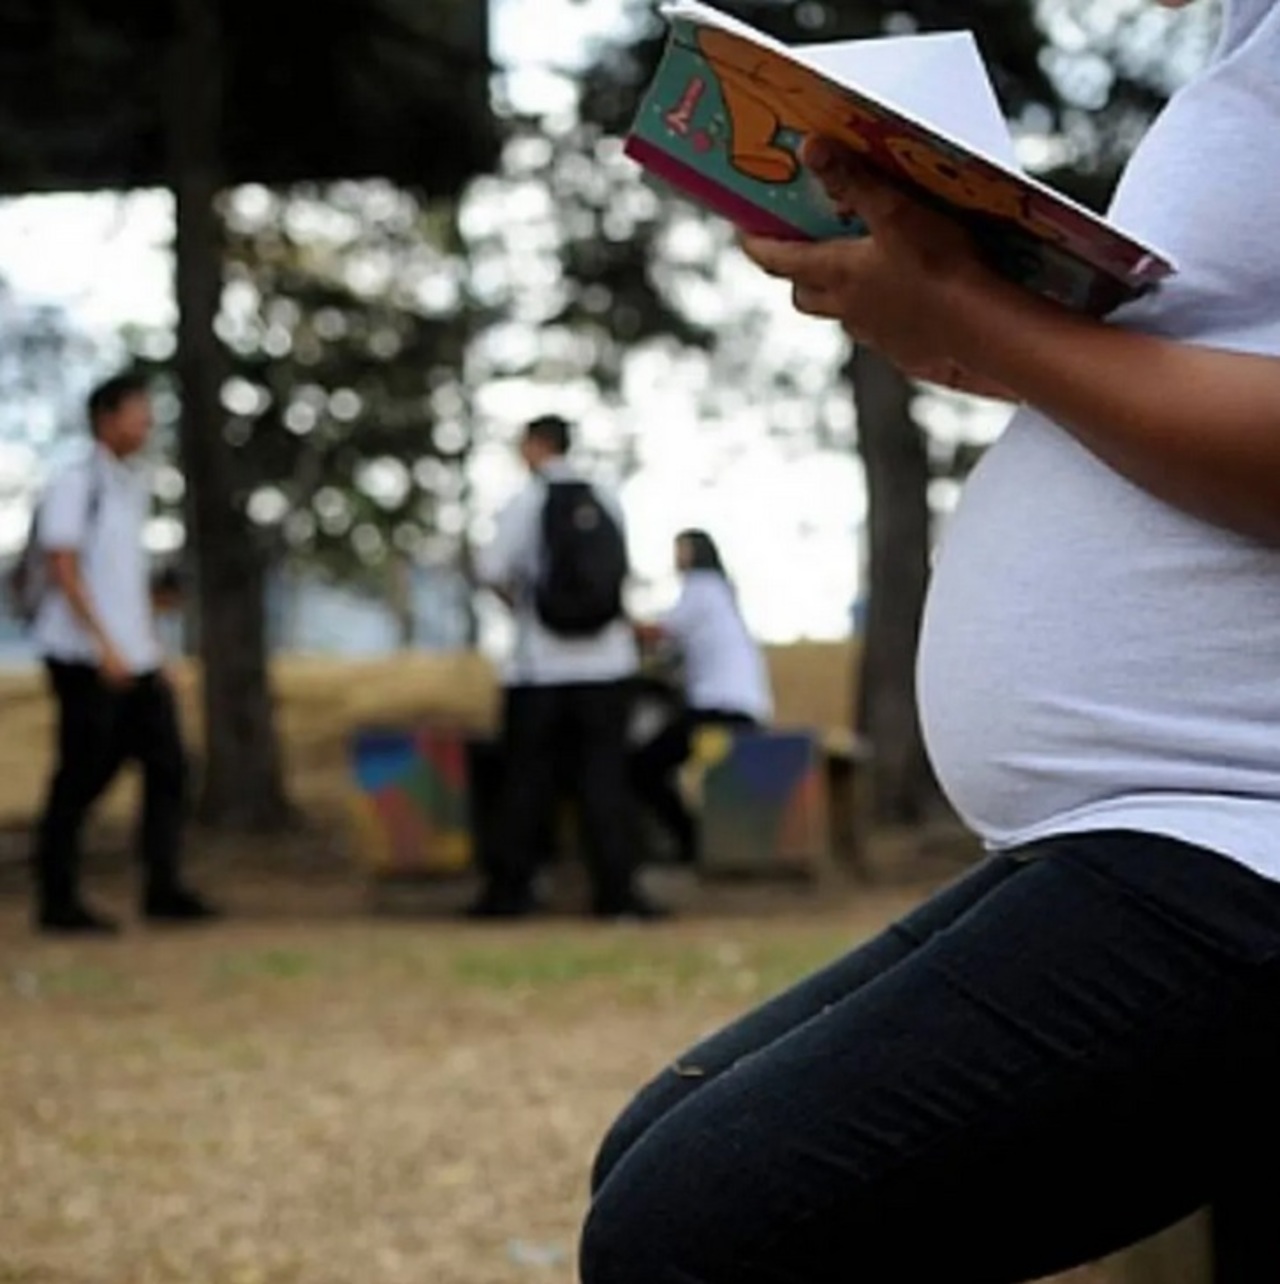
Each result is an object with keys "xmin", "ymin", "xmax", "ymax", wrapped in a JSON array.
[{"xmin": 733, "ymin": 943, "xmax": 1271, "ymax": 1271}]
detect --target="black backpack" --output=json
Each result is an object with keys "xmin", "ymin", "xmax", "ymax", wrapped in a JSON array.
[{"xmin": 535, "ymin": 480, "xmax": 628, "ymax": 637}]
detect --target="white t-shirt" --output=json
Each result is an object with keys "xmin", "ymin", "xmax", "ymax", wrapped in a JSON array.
[
  {"xmin": 663, "ymin": 571, "xmax": 772, "ymax": 722},
  {"xmin": 476, "ymin": 458, "xmax": 638, "ymax": 688},
  {"xmin": 33, "ymin": 445, "xmax": 162, "ymax": 675},
  {"xmin": 917, "ymin": 0, "xmax": 1280, "ymax": 880}
]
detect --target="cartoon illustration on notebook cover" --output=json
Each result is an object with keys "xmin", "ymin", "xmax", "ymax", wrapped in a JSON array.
[{"xmin": 625, "ymin": 4, "xmax": 1176, "ymax": 315}]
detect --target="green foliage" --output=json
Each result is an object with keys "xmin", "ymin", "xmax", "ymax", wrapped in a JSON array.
[
  {"xmin": 219, "ymin": 184, "xmax": 474, "ymax": 582},
  {"xmin": 131, "ymin": 183, "xmax": 478, "ymax": 589},
  {"xmin": 462, "ymin": 123, "xmax": 718, "ymax": 406},
  {"xmin": 0, "ymin": 281, "xmax": 95, "ymax": 455},
  {"xmin": 1, "ymin": 1, "xmax": 498, "ymax": 593}
]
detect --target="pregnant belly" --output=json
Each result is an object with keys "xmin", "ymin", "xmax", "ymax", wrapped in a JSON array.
[{"xmin": 915, "ymin": 412, "xmax": 1280, "ymax": 841}]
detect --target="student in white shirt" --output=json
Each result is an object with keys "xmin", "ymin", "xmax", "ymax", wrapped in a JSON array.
[
  {"xmin": 30, "ymin": 372, "xmax": 216, "ymax": 935},
  {"xmin": 631, "ymin": 530, "xmax": 772, "ymax": 865},
  {"xmin": 471, "ymin": 415, "xmax": 664, "ymax": 921}
]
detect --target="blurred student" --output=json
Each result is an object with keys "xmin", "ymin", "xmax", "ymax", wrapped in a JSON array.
[
  {"xmin": 631, "ymin": 530, "xmax": 772, "ymax": 864},
  {"xmin": 28, "ymin": 372, "xmax": 217, "ymax": 935},
  {"xmin": 472, "ymin": 414, "xmax": 664, "ymax": 921}
]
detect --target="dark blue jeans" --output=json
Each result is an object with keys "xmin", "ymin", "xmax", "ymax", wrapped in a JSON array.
[{"xmin": 582, "ymin": 831, "xmax": 1280, "ymax": 1283}]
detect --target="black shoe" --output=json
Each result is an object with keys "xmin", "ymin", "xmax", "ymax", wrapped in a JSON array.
[
  {"xmin": 593, "ymin": 893, "xmax": 671, "ymax": 923},
  {"xmin": 463, "ymin": 889, "xmax": 539, "ymax": 921},
  {"xmin": 144, "ymin": 888, "xmax": 221, "ymax": 924},
  {"xmin": 37, "ymin": 904, "xmax": 121, "ymax": 936}
]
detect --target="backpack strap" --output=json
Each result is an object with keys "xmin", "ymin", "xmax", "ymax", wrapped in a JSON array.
[
  {"xmin": 35, "ymin": 453, "xmax": 107, "ymax": 542},
  {"xmin": 84, "ymin": 454, "xmax": 105, "ymax": 533}
]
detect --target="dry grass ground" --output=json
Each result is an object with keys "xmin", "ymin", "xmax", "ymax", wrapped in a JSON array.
[
  {"xmin": 0, "ymin": 651, "xmax": 1109, "ymax": 1283},
  {"xmin": 0, "ymin": 867, "xmax": 1107, "ymax": 1284}
]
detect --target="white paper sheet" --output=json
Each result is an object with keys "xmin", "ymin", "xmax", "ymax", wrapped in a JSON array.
[{"xmin": 794, "ymin": 32, "xmax": 1019, "ymax": 169}]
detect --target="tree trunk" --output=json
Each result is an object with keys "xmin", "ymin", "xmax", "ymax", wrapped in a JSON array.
[
  {"xmin": 387, "ymin": 554, "xmax": 416, "ymax": 649},
  {"xmin": 849, "ymin": 346, "xmax": 940, "ymax": 825},
  {"xmin": 456, "ymin": 532, "xmax": 481, "ymax": 650},
  {"xmin": 165, "ymin": 0, "xmax": 292, "ymax": 830}
]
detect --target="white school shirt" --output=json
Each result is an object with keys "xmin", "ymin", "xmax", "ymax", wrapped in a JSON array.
[
  {"xmin": 916, "ymin": 0, "xmax": 1280, "ymax": 881},
  {"xmin": 32, "ymin": 445, "xmax": 161, "ymax": 676},
  {"xmin": 663, "ymin": 571, "xmax": 772, "ymax": 722},
  {"xmin": 476, "ymin": 459, "xmax": 638, "ymax": 688}
]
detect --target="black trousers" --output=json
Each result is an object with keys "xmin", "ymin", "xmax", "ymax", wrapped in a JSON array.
[
  {"xmin": 629, "ymin": 708, "xmax": 757, "ymax": 863},
  {"xmin": 583, "ymin": 831, "xmax": 1280, "ymax": 1283},
  {"xmin": 489, "ymin": 680, "xmax": 638, "ymax": 911},
  {"xmin": 34, "ymin": 661, "xmax": 188, "ymax": 913}
]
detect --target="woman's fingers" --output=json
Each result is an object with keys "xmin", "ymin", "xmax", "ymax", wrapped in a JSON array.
[
  {"xmin": 800, "ymin": 135, "xmax": 854, "ymax": 193},
  {"xmin": 739, "ymin": 233, "xmax": 817, "ymax": 279},
  {"xmin": 791, "ymin": 282, "xmax": 841, "ymax": 319},
  {"xmin": 801, "ymin": 138, "xmax": 900, "ymax": 215},
  {"xmin": 740, "ymin": 235, "xmax": 869, "ymax": 328},
  {"xmin": 739, "ymin": 235, "xmax": 855, "ymax": 288}
]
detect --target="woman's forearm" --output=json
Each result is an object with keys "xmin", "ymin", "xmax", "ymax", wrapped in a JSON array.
[{"xmin": 947, "ymin": 275, "xmax": 1280, "ymax": 542}]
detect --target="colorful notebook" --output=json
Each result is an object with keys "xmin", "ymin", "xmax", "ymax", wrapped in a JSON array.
[{"xmin": 625, "ymin": 0, "xmax": 1176, "ymax": 315}]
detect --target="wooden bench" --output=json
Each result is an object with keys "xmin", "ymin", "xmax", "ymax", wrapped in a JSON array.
[
  {"xmin": 1107, "ymin": 1199, "xmax": 1280, "ymax": 1284},
  {"xmin": 818, "ymin": 725, "xmax": 874, "ymax": 875},
  {"xmin": 1107, "ymin": 1213, "xmax": 1213, "ymax": 1284}
]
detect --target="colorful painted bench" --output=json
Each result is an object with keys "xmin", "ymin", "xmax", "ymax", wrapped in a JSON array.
[
  {"xmin": 347, "ymin": 726, "xmax": 474, "ymax": 876},
  {"xmin": 686, "ymin": 726, "xmax": 830, "ymax": 876},
  {"xmin": 348, "ymin": 721, "xmax": 850, "ymax": 881}
]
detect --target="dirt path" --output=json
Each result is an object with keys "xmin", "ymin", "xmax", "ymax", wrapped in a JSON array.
[{"xmin": 0, "ymin": 867, "xmax": 1104, "ymax": 1284}]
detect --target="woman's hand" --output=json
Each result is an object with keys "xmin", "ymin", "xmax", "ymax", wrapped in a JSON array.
[
  {"xmin": 743, "ymin": 140, "xmax": 1280, "ymax": 544},
  {"xmin": 739, "ymin": 136, "xmax": 1000, "ymax": 380}
]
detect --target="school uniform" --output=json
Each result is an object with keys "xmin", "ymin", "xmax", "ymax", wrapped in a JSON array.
[
  {"xmin": 630, "ymin": 570, "xmax": 772, "ymax": 864},
  {"xmin": 474, "ymin": 458, "xmax": 652, "ymax": 918},
  {"xmin": 31, "ymin": 445, "xmax": 208, "ymax": 930}
]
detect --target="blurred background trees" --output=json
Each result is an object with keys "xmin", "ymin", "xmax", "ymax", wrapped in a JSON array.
[
  {"xmin": 0, "ymin": 0, "xmax": 495, "ymax": 827},
  {"xmin": 0, "ymin": 0, "xmax": 1215, "ymax": 835}
]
